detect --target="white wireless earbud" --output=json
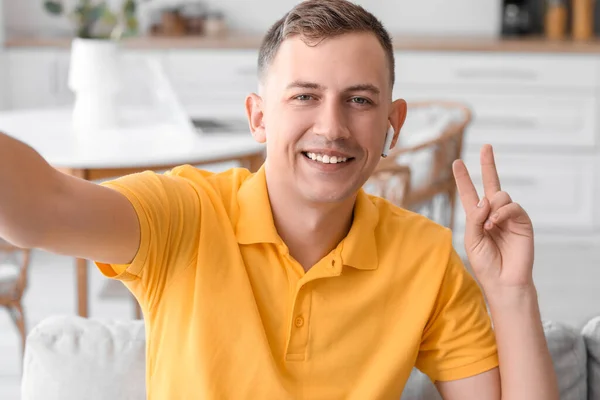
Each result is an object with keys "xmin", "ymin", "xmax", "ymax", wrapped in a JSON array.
[{"xmin": 381, "ymin": 126, "xmax": 394, "ymax": 158}]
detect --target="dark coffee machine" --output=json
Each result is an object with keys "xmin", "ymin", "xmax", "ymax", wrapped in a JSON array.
[{"xmin": 501, "ymin": 0, "xmax": 538, "ymax": 36}]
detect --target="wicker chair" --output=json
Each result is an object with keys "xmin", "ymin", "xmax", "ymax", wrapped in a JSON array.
[
  {"xmin": 0, "ymin": 241, "xmax": 31, "ymax": 355},
  {"xmin": 366, "ymin": 101, "xmax": 472, "ymax": 230}
]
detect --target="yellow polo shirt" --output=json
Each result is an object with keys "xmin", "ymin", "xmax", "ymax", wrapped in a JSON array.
[{"xmin": 95, "ymin": 165, "xmax": 498, "ymax": 399}]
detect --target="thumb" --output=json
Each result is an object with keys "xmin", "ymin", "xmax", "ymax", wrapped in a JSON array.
[{"xmin": 465, "ymin": 197, "xmax": 490, "ymax": 245}]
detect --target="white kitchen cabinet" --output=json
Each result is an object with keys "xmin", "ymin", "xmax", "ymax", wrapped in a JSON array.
[
  {"xmin": 6, "ymin": 49, "xmax": 73, "ymax": 109},
  {"xmin": 456, "ymin": 152, "xmax": 597, "ymax": 233},
  {"xmin": 393, "ymin": 51, "xmax": 600, "ymax": 245},
  {"xmin": 396, "ymin": 51, "xmax": 600, "ymax": 90},
  {"xmin": 400, "ymin": 89, "xmax": 598, "ymax": 150},
  {"xmin": 164, "ymin": 49, "xmax": 259, "ymax": 119},
  {"xmin": 6, "ymin": 48, "xmax": 167, "ymax": 111}
]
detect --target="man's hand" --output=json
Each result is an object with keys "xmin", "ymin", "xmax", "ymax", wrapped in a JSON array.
[
  {"xmin": 450, "ymin": 144, "xmax": 559, "ymax": 400},
  {"xmin": 452, "ymin": 144, "xmax": 534, "ymax": 297}
]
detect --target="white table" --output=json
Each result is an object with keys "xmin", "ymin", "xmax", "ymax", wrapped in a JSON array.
[{"xmin": 0, "ymin": 107, "xmax": 266, "ymax": 318}]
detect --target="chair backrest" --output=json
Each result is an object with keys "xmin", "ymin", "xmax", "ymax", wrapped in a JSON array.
[
  {"xmin": 368, "ymin": 101, "xmax": 472, "ymax": 230},
  {"xmin": 0, "ymin": 240, "xmax": 31, "ymax": 301}
]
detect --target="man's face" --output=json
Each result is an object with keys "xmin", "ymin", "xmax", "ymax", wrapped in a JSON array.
[{"xmin": 252, "ymin": 32, "xmax": 399, "ymax": 204}]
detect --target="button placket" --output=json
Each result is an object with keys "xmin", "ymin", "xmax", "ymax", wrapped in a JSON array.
[{"xmin": 285, "ymin": 284, "xmax": 312, "ymax": 361}]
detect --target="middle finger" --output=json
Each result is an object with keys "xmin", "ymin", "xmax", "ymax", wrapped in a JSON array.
[{"xmin": 481, "ymin": 144, "xmax": 502, "ymax": 199}]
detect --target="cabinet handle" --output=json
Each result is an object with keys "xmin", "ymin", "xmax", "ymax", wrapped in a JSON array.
[
  {"xmin": 455, "ymin": 68, "xmax": 538, "ymax": 82},
  {"xmin": 473, "ymin": 176, "xmax": 536, "ymax": 186},
  {"xmin": 474, "ymin": 115, "xmax": 538, "ymax": 130}
]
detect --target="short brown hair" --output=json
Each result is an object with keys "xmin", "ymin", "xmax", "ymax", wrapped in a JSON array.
[{"xmin": 258, "ymin": 0, "xmax": 395, "ymax": 87}]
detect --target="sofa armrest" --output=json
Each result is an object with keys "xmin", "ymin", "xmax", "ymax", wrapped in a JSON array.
[
  {"xmin": 583, "ymin": 316, "xmax": 600, "ymax": 400},
  {"xmin": 21, "ymin": 315, "xmax": 146, "ymax": 400}
]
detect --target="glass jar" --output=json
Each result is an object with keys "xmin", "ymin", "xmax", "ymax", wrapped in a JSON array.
[{"xmin": 545, "ymin": 0, "xmax": 567, "ymax": 40}]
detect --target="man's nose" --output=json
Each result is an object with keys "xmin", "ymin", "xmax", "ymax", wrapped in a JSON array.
[{"xmin": 313, "ymin": 100, "xmax": 351, "ymax": 142}]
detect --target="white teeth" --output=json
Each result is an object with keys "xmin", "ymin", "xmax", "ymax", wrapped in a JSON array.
[{"xmin": 305, "ymin": 152, "xmax": 349, "ymax": 164}]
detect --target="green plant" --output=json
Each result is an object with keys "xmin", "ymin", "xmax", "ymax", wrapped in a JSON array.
[{"xmin": 43, "ymin": 0, "xmax": 149, "ymax": 39}]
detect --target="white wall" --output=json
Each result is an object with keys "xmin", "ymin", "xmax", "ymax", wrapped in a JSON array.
[
  {"xmin": 0, "ymin": 0, "xmax": 5, "ymax": 45},
  {"xmin": 0, "ymin": 0, "xmax": 7, "ymax": 110},
  {"xmin": 4, "ymin": 0, "xmax": 501, "ymax": 38}
]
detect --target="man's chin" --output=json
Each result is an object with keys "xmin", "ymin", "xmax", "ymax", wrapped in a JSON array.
[{"xmin": 298, "ymin": 182, "xmax": 359, "ymax": 205}]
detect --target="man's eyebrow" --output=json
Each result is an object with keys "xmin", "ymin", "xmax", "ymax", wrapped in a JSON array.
[
  {"xmin": 284, "ymin": 81, "xmax": 381, "ymax": 95},
  {"xmin": 285, "ymin": 81, "xmax": 325, "ymax": 90},
  {"xmin": 344, "ymin": 84, "xmax": 381, "ymax": 95}
]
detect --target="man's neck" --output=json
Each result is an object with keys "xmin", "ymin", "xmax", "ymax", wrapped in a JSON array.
[{"xmin": 266, "ymin": 180, "xmax": 356, "ymax": 272}]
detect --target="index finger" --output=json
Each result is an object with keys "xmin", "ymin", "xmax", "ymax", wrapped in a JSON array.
[
  {"xmin": 452, "ymin": 159, "xmax": 479, "ymax": 211},
  {"xmin": 481, "ymin": 144, "xmax": 501, "ymax": 199}
]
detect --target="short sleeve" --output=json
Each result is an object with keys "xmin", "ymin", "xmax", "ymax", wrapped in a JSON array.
[
  {"xmin": 415, "ymin": 247, "xmax": 499, "ymax": 382},
  {"xmin": 94, "ymin": 168, "xmax": 202, "ymax": 311}
]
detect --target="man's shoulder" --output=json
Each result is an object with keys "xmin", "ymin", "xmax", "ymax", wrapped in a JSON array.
[{"xmin": 167, "ymin": 165, "xmax": 253, "ymax": 188}]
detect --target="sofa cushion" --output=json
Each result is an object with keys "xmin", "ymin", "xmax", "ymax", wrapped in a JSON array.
[
  {"xmin": 582, "ymin": 316, "xmax": 600, "ymax": 400},
  {"xmin": 401, "ymin": 368, "xmax": 442, "ymax": 400},
  {"xmin": 544, "ymin": 320, "xmax": 588, "ymax": 400},
  {"xmin": 21, "ymin": 316, "xmax": 592, "ymax": 399},
  {"xmin": 22, "ymin": 315, "xmax": 146, "ymax": 400}
]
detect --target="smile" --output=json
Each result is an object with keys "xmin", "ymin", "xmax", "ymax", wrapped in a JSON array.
[{"xmin": 302, "ymin": 152, "xmax": 353, "ymax": 164}]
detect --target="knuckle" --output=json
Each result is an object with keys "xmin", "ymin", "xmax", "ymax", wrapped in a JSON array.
[{"xmin": 498, "ymin": 191, "xmax": 512, "ymax": 202}]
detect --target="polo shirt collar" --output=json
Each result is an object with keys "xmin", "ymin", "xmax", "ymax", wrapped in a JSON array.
[
  {"xmin": 339, "ymin": 189, "xmax": 380, "ymax": 270},
  {"xmin": 236, "ymin": 167, "xmax": 380, "ymax": 271},
  {"xmin": 236, "ymin": 166, "xmax": 281, "ymax": 245}
]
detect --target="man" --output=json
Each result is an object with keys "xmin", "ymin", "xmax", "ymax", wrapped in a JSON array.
[{"xmin": 0, "ymin": 1, "xmax": 558, "ymax": 399}]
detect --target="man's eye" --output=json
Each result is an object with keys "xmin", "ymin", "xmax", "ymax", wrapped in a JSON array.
[
  {"xmin": 295, "ymin": 95, "xmax": 313, "ymax": 101},
  {"xmin": 350, "ymin": 97, "xmax": 370, "ymax": 105}
]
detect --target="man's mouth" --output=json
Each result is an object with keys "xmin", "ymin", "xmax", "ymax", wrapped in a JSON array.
[{"xmin": 302, "ymin": 152, "xmax": 354, "ymax": 164}]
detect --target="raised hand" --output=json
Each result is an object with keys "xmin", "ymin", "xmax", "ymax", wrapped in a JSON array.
[{"xmin": 452, "ymin": 144, "xmax": 535, "ymax": 295}]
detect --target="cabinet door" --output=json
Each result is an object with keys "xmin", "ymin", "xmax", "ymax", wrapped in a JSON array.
[
  {"xmin": 8, "ymin": 48, "xmax": 167, "ymax": 110},
  {"xmin": 397, "ymin": 87, "xmax": 598, "ymax": 150},
  {"xmin": 7, "ymin": 49, "xmax": 64, "ymax": 109},
  {"xmin": 453, "ymin": 152, "xmax": 597, "ymax": 233},
  {"xmin": 395, "ymin": 51, "xmax": 600, "ymax": 90}
]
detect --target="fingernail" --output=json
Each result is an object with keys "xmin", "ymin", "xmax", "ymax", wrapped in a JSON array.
[
  {"xmin": 477, "ymin": 199, "xmax": 485, "ymax": 208},
  {"xmin": 491, "ymin": 212, "xmax": 499, "ymax": 221},
  {"xmin": 485, "ymin": 220, "xmax": 493, "ymax": 229}
]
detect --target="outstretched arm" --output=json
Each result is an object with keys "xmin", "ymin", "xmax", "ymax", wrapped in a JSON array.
[{"xmin": 0, "ymin": 131, "xmax": 140, "ymax": 264}]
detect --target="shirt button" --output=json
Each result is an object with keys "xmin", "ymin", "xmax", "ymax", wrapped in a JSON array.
[{"xmin": 294, "ymin": 316, "xmax": 304, "ymax": 328}]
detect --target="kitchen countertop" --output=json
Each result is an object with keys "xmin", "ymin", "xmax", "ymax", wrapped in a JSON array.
[{"xmin": 5, "ymin": 34, "xmax": 600, "ymax": 54}]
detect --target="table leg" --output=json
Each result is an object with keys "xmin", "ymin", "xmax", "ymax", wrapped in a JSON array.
[{"xmin": 76, "ymin": 258, "xmax": 89, "ymax": 318}]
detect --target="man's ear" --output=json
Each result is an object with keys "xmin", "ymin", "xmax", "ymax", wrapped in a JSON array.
[
  {"xmin": 246, "ymin": 93, "xmax": 266, "ymax": 143},
  {"xmin": 389, "ymin": 99, "xmax": 408, "ymax": 149}
]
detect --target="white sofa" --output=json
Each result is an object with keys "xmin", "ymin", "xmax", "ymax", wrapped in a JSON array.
[{"xmin": 20, "ymin": 315, "xmax": 600, "ymax": 399}]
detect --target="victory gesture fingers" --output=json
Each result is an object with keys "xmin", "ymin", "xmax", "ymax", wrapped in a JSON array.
[{"xmin": 452, "ymin": 145, "xmax": 535, "ymax": 293}]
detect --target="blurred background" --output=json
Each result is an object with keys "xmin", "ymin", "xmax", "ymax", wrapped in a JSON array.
[{"xmin": 1, "ymin": 0, "xmax": 600, "ymax": 398}]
